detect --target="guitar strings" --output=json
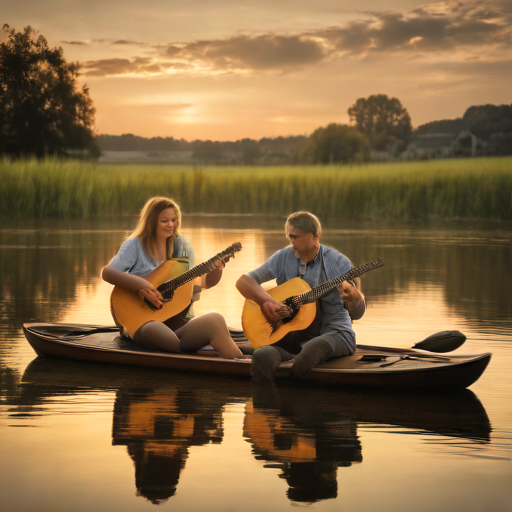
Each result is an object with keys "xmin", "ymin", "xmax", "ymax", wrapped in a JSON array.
[
  {"xmin": 157, "ymin": 243, "xmax": 241, "ymax": 298},
  {"xmin": 282, "ymin": 258, "xmax": 384, "ymax": 309}
]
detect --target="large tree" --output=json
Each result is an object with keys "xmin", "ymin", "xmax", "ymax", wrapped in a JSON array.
[
  {"xmin": 348, "ymin": 94, "xmax": 412, "ymax": 150},
  {"xmin": 462, "ymin": 104, "xmax": 512, "ymax": 141},
  {"xmin": 0, "ymin": 25, "xmax": 98, "ymax": 157},
  {"xmin": 299, "ymin": 123, "xmax": 370, "ymax": 164}
]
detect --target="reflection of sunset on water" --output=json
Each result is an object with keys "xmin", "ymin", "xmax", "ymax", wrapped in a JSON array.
[{"xmin": 180, "ymin": 227, "xmax": 270, "ymax": 328}]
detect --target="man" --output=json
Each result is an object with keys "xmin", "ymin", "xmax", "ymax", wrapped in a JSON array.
[{"xmin": 236, "ymin": 211, "xmax": 365, "ymax": 381}]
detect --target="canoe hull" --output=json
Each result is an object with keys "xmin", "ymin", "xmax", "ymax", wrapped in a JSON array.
[
  {"xmin": 23, "ymin": 323, "xmax": 252, "ymax": 377},
  {"xmin": 23, "ymin": 323, "xmax": 491, "ymax": 390},
  {"xmin": 307, "ymin": 356, "xmax": 491, "ymax": 390}
]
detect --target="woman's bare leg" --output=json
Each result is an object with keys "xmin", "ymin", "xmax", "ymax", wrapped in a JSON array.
[
  {"xmin": 176, "ymin": 312, "xmax": 243, "ymax": 358},
  {"xmin": 133, "ymin": 321, "xmax": 182, "ymax": 353}
]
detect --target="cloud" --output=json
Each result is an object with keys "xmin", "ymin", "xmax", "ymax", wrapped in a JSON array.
[
  {"xmin": 163, "ymin": 34, "xmax": 327, "ymax": 72},
  {"xmin": 83, "ymin": 58, "xmax": 165, "ymax": 77},
  {"xmin": 84, "ymin": 34, "xmax": 327, "ymax": 76},
  {"xmin": 81, "ymin": 1, "xmax": 511, "ymax": 77},
  {"xmin": 62, "ymin": 40, "xmax": 89, "ymax": 46},
  {"xmin": 111, "ymin": 39, "xmax": 149, "ymax": 46},
  {"xmin": 319, "ymin": 1, "xmax": 511, "ymax": 55},
  {"xmin": 62, "ymin": 38, "xmax": 150, "ymax": 48}
]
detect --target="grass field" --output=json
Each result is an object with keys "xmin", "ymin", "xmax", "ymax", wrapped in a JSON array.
[{"xmin": 1, "ymin": 157, "xmax": 511, "ymax": 221}]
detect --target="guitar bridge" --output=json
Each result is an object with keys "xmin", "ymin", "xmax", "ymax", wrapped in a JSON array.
[
  {"xmin": 269, "ymin": 319, "xmax": 282, "ymax": 334},
  {"xmin": 144, "ymin": 298, "xmax": 159, "ymax": 311}
]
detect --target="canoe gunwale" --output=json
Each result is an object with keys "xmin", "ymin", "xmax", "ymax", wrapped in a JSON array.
[{"xmin": 312, "ymin": 352, "xmax": 492, "ymax": 375}]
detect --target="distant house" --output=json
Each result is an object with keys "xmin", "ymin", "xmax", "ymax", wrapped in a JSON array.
[
  {"xmin": 398, "ymin": 130, "xmax": 486, "ymax": 160},
  {"xmin": 452, "ymin": 130, "xmax": 486, "ymax": 157}
]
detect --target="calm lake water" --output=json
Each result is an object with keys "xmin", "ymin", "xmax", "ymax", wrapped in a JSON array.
[{"xmin": 1, "ymin": 216, "xmax": 511, "ymax": 511}]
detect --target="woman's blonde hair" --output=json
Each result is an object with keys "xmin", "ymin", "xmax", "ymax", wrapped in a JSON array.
[{"xmin": 129, "ymin": 197, "xmax": 182, "ymax": 259}]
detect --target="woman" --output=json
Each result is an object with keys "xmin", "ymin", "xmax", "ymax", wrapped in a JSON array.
[{"xmin": 101, "ymin": 196, "xmax": 244, "ymax": 358}]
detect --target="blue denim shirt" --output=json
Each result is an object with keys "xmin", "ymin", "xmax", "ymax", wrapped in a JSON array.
[{"xmin": 247, "ymin": 244, "xmax": 354, "ymax": 337}]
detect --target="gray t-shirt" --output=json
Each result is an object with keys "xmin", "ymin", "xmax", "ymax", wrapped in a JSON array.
[{"xmin": 109, "ymin": 236, "xmax": 194, "ymax": 277}]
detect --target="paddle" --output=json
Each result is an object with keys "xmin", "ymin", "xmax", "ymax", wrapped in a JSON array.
[{"xmin": 412, "ymin": 330, "xmax": 466, "ymax": 353}]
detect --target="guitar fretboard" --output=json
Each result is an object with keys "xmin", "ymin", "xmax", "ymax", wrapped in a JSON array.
[
  {"xmin": 292, "ymin": 257, "xmax": 384, "ymax": 305},
  {"xmin": 157, "ymin": 243, "xmax": 241, "ymax": 298}
]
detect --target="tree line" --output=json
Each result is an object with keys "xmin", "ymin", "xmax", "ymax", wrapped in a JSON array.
[
  {"xmin": 97, "ymin": 134, "xmax": 307, "ymax": 164},
  {"xmin": 98, "ymin": 94, "xmax": 412, "ymax": 165},
  {"xmin": 99, "ymin": 99, "xmax": 512, "ymax": 164},
  {"xmin": 1, "ymin": 25, "xmax": 511, "ymax": 164}
]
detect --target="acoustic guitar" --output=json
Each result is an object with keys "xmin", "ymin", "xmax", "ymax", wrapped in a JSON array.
[
  {"xmin": 242, "ymin": 257, "xmax": 384, "ymax": 349},
  {"xmin": 111, "ymin": 242, "xmax": 242, "ymax": 338}
]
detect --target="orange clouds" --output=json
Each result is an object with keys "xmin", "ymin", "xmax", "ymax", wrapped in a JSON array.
[
  {"xmin": 78, "ymin": 1, "xmax": 511, "ymax": 78},
  {"xmin": 7, "ymin": 0, "xmax": 507, "ymax": 139}
]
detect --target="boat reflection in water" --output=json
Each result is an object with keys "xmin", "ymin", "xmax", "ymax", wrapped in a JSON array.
[
  {"xmin": 245, "ymin": 380, "xmax": 492, "ymax": 503},
  {"xmin": 18, "ymin": 358, "xmax": 492, "ymax": 505}
]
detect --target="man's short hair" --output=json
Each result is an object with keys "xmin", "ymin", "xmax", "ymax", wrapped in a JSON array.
[{"xmin": 286, "ymin": 211, "xmax": 322, "ymax": 237}]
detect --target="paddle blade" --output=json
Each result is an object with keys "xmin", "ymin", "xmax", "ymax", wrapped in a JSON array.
[{"xmin": 413, "ymin": 330, "xmax": 466, "ymax": 353}]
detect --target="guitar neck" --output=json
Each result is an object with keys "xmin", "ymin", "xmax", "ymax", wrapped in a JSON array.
[
  {"xmin": 297, "ymin": 257, "xmax": 384, "ymax": 304},
  {"xmin": 158, "ymin": 244, "xmax": 241, "ymax": 295},
  {"xmin": 168, "ymin": 258, "xmax": 217, "ymax": 287}
]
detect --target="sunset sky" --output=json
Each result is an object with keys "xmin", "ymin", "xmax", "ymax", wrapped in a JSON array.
[{"xmin": 3, "ymin": 0, "xmax": 511, "ymax": 140}]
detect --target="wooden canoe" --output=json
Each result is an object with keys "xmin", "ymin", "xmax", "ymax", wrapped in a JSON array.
[{"xmin": 22, "ymin": 323, "xmax": 491, "ymax": 390}]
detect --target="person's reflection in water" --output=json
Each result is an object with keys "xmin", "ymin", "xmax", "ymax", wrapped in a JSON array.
[
  {"xmin": 281, "ymin": 462, "xmax": 338, "ymax": 502},
  {"xmin": 248, "ymin": 376, "xmax": 493, "ymax": 503},
  {"xmin": 245, "ymin": 383, "xmax": 362, "ymax": 503},
  {"xmin": 112, "ymin": 387, "xmax": 223, "ymax": 504},
  {"xmin": 127, "ymin": 443, "xmax": 184, "ymax": 503}
]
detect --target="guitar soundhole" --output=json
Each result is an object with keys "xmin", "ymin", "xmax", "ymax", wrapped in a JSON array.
[
  {"xmin": 281, "ymin": 297, "xmax": 301, "ymax": 324},
  {"xmin": 144, "ymin": 287, "xmax": 175, "ymax": 311},
  {"xmin": 156, "ymin": 284, "xmax": 175, "ymax": 301}
]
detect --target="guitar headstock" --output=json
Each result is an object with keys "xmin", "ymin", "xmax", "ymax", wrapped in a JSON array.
[{"xmin": 217, "ymin": 242, "xmax": 242, "ymax": 264}]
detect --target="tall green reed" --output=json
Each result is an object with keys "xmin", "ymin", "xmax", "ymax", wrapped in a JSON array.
[{"xmin": 1, "ymin": 157, "xmax": 511, "ymax": 220}]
